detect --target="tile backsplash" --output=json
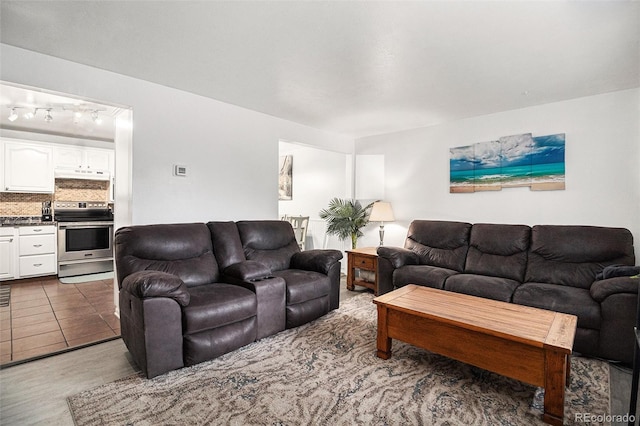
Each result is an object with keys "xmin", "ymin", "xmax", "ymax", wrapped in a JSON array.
[
  {"xmin": 55, "ymin": 179, "xmax": 110, "ymax": 202},
  {"xmin": 0, "ymin": 192, "xmax": 51, "ymax": 216},
  {"xmin": 0, "ymin": 179, "xmax": 110, "ymax": 216}
]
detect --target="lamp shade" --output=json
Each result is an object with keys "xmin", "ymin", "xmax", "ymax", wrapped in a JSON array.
[{"xmin": 369, "ymin": 201, "xmax": 395, "ymax": 222}]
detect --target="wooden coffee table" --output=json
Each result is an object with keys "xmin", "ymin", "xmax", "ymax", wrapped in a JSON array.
[{"xmin": 373, "ymin": 285, "xmax": 577, "ymax": 426}]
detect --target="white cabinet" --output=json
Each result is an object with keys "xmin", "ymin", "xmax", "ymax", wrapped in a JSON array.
[
  {"xmin": 54, "ymin": 146, "xmax": 84, "ymax": 169},
  {"xmin": 2, "ymin": 140, "xmax": 54, "ymax": 193},
  {"xmin": 85, "ymin": 148, "xmax": 111, "ymax": 170},
  {"xmin": 0, "ymin": 228, "xmax": 18, "ymax": 281},
  {"xmin": 17, "ymin": 225, "xmax": 57, "ymax": 278},
  {"xmin": 54, "ymin": 146, "xmax": 112, "ymax": 171}
]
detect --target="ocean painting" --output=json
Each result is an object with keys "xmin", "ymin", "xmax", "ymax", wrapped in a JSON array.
[
  {"xmin": 530, "ymin": 133, "xmax": 566, "ymax": 190},
  {"xmin": 449, "ymin": 145, "xmax": 476, "ymax": 193},
  {"xmin": 450, "ymin": 133, "xmax": 565, "ymax": 193}
]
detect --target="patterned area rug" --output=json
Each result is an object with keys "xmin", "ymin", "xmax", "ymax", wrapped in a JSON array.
[{"xmin": 68, "ymin": 293, "xmax": 610, "ymax": 425}]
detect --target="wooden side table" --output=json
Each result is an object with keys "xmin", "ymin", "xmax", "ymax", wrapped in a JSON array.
[{"xmin": 346, "ymin": 247, "xmax": 379, "ymax": 296}]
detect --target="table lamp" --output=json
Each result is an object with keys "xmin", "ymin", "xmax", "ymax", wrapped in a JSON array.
[{"xmin": 369, "ymin": 201, "xmax": 395, "ymax": 246}]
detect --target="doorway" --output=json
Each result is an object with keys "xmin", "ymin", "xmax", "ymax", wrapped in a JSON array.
[
  {"xmin": 278, "ymin": 140, "xmax": 352, "ymax": 253},
  {"xmin": 0, "ymin": 81, "xmax": 133, "ymax": 365}
]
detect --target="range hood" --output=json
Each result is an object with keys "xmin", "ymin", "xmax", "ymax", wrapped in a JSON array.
[{"xmin": 54, "ymin": 168, "xmax": 111, "ymax": 181}]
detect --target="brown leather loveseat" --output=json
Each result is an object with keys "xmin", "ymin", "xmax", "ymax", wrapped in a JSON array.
[
  {"xmin": 377, "ymin": 220, "xmax": 638, "ymax": 364},
  {"xmin": 115, "ymin": 220, "xmax": 342, "ymax": 378}
]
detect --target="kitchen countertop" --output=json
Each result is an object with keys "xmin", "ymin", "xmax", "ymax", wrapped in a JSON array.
[{"xmin": 0, "ymin": 217, "xmax": 57, "ymax": 227}]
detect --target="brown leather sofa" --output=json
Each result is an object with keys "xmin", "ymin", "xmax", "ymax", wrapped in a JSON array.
[
  {"xmin": 115, "ymin": 220, "xmax": 342, "ymax": 378},
  {"xmin": 377, "ymin": 220, "xmax": 638, "ymax": 364}
]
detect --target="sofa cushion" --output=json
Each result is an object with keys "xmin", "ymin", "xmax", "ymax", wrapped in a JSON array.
[
  {"xmin": 183, "ymin": 317, "xmax": 257, "ymax": 367},
  {"xmin": 444, "ymin": 274, "xmax": 520, "ymax": 302},
  {"xmin": 115, "ymin": 223, "xmax": 219, "ymax": 287},
  {"xmin": 464, "ymin": 223, "xmax": 530, "ymax": 282},
  {"xmin": 285, "ymin": 296, "xmax": 330, "ymax": 329},
  {"xmin": 272, "ymin": 269, "xmax": 330, "ymax": 304},
  {"xmin": 238, "ymin": 221, "xmax": 300, "ymax": 271},
  {"xmin": 207, "ymin": 221, "xmax": 246, "ymax": 269},
  {"xmin": 512, "ymin": 282, "xmax": 601, "ymax": 330},
  {"xmin": 525, "ymin": 225, "xmax": 635, "ymax": 289},
  {"xmin": 182, "ymin": 283, "xmax": 257, "ymax": 335},
  {"xmin": 404, "ymin": 220, "xmax": 471, "ymax": 272},
  {"xmin": 393, "ymin": 265, "xmax": 458, "ymax": 289}
]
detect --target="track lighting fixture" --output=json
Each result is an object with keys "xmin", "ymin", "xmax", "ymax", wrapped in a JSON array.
[
  {"xmin": 8, "ymin": 108, "xmax": 18, "ymax": 122},
  {"xmin": 4, "ymin": 105, "xmax": 108, "ymax": 125}
]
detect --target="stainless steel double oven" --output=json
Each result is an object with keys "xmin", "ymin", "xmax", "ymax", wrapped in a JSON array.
[{"xmin": 55, "ymin": 201, "xmax": 114, "ymax": 278}]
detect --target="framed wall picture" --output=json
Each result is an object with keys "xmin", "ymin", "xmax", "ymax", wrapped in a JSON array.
[{"xmin": 279, "ymin": 155, "xmax": 293, "ymax": 200}]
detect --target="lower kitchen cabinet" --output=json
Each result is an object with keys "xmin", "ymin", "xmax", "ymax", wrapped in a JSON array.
[
  {"xmin": 0, "ymin": 225, "xmax": 57, "ymax": 281},
  {"xmin": 0, "ymin": 228, "xmax": 17, "ymax": 280},
  {"xmin": 18, "ymin": 225, "xmax": 57, "ymax": 278}
]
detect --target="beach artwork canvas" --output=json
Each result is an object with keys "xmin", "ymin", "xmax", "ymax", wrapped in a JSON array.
[
  {"xmin": 450, "ymin": 133, "xmax": 565, "ymax": 193},
  {"xmin": 449, "ymin": 145, "xmax": 476, "ymax": 193},
  {"xmin": 529, "ymin": 133, "xmax": 566, "ymax": 191}
]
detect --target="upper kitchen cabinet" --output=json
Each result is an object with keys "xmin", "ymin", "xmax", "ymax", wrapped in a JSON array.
[
  {"xmin": 54, "ymin": 145, "xmax": 113, "ymax": 181},
  {"xmin": 54, "ymin": 146, "xmax": 112, "ymax": 171},
  {"xmin": 2, "ymin": 139, "xmax": 54, "ymax": 193}
]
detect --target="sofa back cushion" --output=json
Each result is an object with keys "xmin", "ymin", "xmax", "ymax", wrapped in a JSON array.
[
  {"xmin": 465, "ymin": 223, "xmax": 531, "ymax": 282},
  {"xmin": 115, "ymin": 223, "xmax": 219, "ymax": 288},
  {"xmin": 404, "ymin": 220, "xmax": 472, "ymax": 272},
  {"xmin": 525, "ymin": 225, "xmax": 635, "ymax": 289},
  {"xmin": 207, "ymin": 221, "xmax": 246, "ymax": 269},
  {"xmin": 237, "ymin": 221, "xmax": 300, "ymax": 271}
]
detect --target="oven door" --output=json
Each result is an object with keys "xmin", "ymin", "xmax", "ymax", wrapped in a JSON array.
[{"xmin": 57, "ymin": 221, "xmax": 114, "ymax": 262}]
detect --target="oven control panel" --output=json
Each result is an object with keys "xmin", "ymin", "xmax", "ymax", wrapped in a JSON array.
[{"xmin": 54, "ymin": 201, "xmax": 109, "ymax": 209}]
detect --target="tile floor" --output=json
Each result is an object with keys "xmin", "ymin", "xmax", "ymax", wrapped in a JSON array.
[{"xmin": 0, "ymin": 276, "xmax": 120, "ymax": 364}]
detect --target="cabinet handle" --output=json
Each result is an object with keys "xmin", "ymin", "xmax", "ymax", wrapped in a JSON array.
[
  {"xmin": 33, "ymin": 229, "xmax": 43, "ymax": 232},
  {"xmin": 33, "ymin": 263, "xmax": 43, "ymax": 267},
  {"xmin": 33, "ymin": 244, "xmax": 43, "ymax": 247}
]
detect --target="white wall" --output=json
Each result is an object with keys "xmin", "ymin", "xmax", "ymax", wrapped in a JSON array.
[
  {"xmin": 355, "ymin": 89, "xmax": 640, "ymax": 258},
  {"xmin": 1, "ymin": 44, "xmax": 354, "ymax": 225}
]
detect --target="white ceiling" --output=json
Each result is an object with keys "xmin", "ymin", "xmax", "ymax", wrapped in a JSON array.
[{"xmin": 1, "ymin": 1, "xmax": 638, "ymax": 138}]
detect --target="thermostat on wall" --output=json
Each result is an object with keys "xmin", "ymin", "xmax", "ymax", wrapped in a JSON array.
[{"xmin": 174, "ymin": 165, "xmax": 187, "ymax": 177}]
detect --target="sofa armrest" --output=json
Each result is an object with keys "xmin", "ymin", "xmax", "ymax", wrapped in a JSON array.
[
  {"xmin": 591, "ymin": 276, "xmax": 639, "ymax": 303},
  {"xmin": 224, "ymin": 260, "xmax": 272, "ymax": 281},
  {"xmin": 377, "ymin": 246, "xmax": 419, "ymax": 268},
  {"xmin": 122, "ymin": 270, "xmax": 191, "ymax": 307},
  {"xmin": 291, "ymin": 249, "xmax": 343, "ymax": 275}
]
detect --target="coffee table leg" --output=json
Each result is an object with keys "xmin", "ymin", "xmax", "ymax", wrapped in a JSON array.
[
  {"xmin": 376, "ymin": 305, "xmax": 392, "ymax": 359},
  {"xmin": 543, "ymin": 349, "xmax": 568, "ymax": 426}
]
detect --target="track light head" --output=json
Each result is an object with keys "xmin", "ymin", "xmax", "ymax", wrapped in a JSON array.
[
  {"xmin": 8, "ymin": 108, "xmax": 18, "ymax": 122},
  {"xmin": 91, "ymin": 110, "xmax": 103, "ymax": 125},
  {"xmin": 23, "ymin": 109, "xmax": 35, "ymax": 120},
  {"xmin": 44, "ymin": 109, "xmax": 53, "ymax": 123}
]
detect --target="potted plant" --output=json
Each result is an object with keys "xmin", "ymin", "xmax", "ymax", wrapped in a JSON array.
[{"xmin": 319, "ymin": 198, "xmax": 373, "ymax": 249}]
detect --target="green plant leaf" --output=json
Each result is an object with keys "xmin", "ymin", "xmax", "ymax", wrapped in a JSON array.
[{"xmin": 319, "ymin": 198, "xmax": 374, "ymax": 248}]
